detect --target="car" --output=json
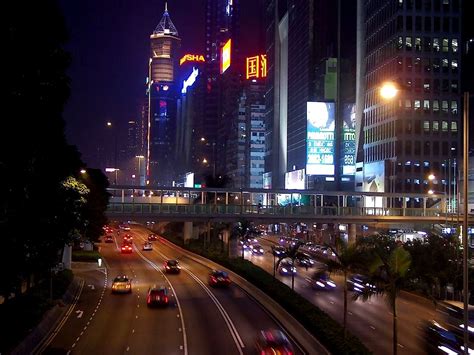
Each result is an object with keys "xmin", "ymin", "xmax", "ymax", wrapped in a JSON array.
[
  {"xmin": 146, "ymin": 285, "xmax": 169, "ymax": 307},
  {"xmin": 123, "ymin": 234, "xmax": 133, "ymax": 242},
  {"xmin": 209, "ymin": 270, "xmax": 231, "ymax": 287},
  {"xmin": 148, "ymin": 233, "xmax": 158, "ymax": 241},
  {"xmin": 255, "ymin": 329, "xmax": 294, "ymax": 355},
  {"xmin": 250, "ymin": 244, "xmax": 264, "ymax": 255},
  {"xmin": 347, "ymin": 274, "xmax": 376, "ymax": 294},
  {"xmin": 104, "ymin": 235, "xmax": 114, "ymax": 243},
  {"xmin": 295, "ymin": 252, "xmax": 315, "ymax": 268},
  {"xmin": 423, "ymin": 320, "xmax": 468, "ymax": 354},
  {"xmin": 164, "ymin": 259, "xmax": 181, "ymax": 274},
  {"xmin": 119, "ymin": 224, "xmax": 131, "ymax": 231},
  {"xmin": 436, "ymin": 300, "xmax": 474, "ymax": 339},
  {"xmin": 112, "ymin": 275, "xmax": 132, "ymax": 293},
  {"xmin": 121, "ymin": 244, "xmax": 133, "ymax": 254},
  {"xmin": 143, "ymin": 241, "xmax": 153, "ymax": 251},
  {"xmin": 278, "ymin": 260, "xmax": 297, "ymax": 276},
  {"xmin": 271, "ymin": 245, "xmax": 287, "ymax": 257},
  {"xmin": 310, "ymin": 271, "xmax": 336, "ymax": 290}
]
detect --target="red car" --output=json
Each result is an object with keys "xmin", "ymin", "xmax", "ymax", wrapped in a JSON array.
[
  {"xmin": 146, "ymin": 285, "xmax": 169, "ymax": 307},
  {"xmin": 121, "ymin": 244, "xmax": 132, "ymax": 254},
  {"xmin": 123, "ymin": 234, "xmax": 133, "ymax": 242},
  {"xmin": 209, "ymin": 270, "xmax": 231, "ymax": 287},
  {"xmin": 148, "ymin": 233, "xmax": 158, "ymax": 241},
  {"xmin": 255, "ymin": 329, "xmax": 294, "ymax": 355}
]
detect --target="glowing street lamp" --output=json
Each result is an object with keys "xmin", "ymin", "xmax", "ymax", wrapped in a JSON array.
[
  {"xmin": 428, "ymin": 174, "xmax": 436, "ymax": 181},
  {"xmin": 379, "ymin": 81, "xmax": 399, "ymax": 100}
]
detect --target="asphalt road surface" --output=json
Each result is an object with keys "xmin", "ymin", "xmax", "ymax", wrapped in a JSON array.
[{"xmin": 43, "ymin": 227, "xmax": 305, "ymax": 355}]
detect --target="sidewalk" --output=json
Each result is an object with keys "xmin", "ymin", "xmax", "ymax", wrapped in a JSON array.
[{"xmin": 10, "ymin": 263, "xmax": 99, "ymax": 355}]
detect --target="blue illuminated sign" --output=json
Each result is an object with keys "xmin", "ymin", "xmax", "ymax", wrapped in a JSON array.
[
  {"xmin": 181, "ymin": 67, "xmax": 199, "ymax": 94},
  {"xmin": 341, "ymin": 103, "xmax": 356, "ymax": 175},
  {"xmin": 306, "ymin": 102, "xmax": 335, "ymax": 175}
]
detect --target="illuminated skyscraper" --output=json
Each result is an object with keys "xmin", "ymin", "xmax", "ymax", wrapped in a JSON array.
[{"xmin": 146, "ymin": 3, "xmax": 181, "ymax": 185}]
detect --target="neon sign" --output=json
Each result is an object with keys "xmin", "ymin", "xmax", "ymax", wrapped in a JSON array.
[
  {"xmin": 246, "ymin": 54, "xmax": 267, "ymax": 79},
  {"xmin": 220, "ymin": 39, "xmax": 231, "ymax": 74},
  {"xmin": 179, "ymin": 54, "xmax": 205, "ymax": 66},
  {"xmin": 182, "ymin": 67, "xmax": 199, "ymax": 94}
]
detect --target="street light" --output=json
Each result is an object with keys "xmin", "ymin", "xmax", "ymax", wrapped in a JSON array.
[
  {"xmin": 379, "ymin": 81, "xmax": 398, "ymax": 100},
  {"xmin": 105, "ymin": 168, "xmax": 119, "ymax": 185}
]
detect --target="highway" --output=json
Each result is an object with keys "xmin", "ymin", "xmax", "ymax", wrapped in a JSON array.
[
  {"xmin": 42, "ymin": 226, "xmax": 306, "ymax": 355},
  {"xmin": 245, "ymin": 235, "xmax": 446, "ymax": 355}
]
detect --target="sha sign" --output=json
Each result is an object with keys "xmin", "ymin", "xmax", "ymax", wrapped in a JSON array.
[
  {"xmin": 180, "ymin": 54, "xmax": 205, "ymax": 66},
  {"xmin": 246, "ymin": 55, "xmax": 267, "ymax": 80}
]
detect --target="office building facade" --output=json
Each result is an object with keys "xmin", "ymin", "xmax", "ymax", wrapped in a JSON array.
[{"xmin": 358, "ymin": 0, "xmax": 462, "ymax": 207}]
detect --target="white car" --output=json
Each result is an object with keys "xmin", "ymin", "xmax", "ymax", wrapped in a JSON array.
[{"xmin": 143, "ymin": 242, "xmax": 153, "ymax": 251}]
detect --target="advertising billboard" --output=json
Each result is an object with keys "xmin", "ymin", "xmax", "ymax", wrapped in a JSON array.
[
  {"xmin": 341, "ymin": 103, "xmax": 356, "ymax": 175},
  {"xmin": 181, "ymin": 67, "xmax": 199, "ymax": 94},
  {"xmin": 306, "ymin": 102, "xmax": 335, "ymax": 175},
  {"xmin": 246, "ymin": 54, "xmax": 267, "ymax": 79},
  {"xmin": 179, "ymin": 54, "xmax": 205, "ymax": 66},
  {"xmin": 185, "ymin": 172, "xmax": 194, "ymax": 188},
  {"xmin": 220, "ymin": 39, "xmax": 231, "ymax": 74},
  {"xmin": 285, "ymin": 169, "xmax": 306, "ymax": 190}
]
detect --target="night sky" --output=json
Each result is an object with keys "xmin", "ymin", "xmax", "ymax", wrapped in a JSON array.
[{"xmin": 58, "ymin": 0, "xmax": 262, "ymax": 167}]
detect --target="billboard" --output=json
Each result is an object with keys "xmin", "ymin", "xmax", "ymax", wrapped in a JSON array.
[
  {"xmin": 285, "ymin": 169, "xmax": 306, "ymax": 190},
  {"xmin": 220, "ymin": 39, "xmax": 231, "ymax": 74},
  {"xmin": 246, "ymin": 55, "xmax": 267, "ymax": 79},
  {"xmin": 341, "ymin": 103, "xmax": 356, "ymax": 175},
  {"xmin": 306, "ymin": 102, "xmax": 335, "ymax": 175},
  {"xmin": 181, "ymin": 67, "xmax": 199, "ymax": 94},
  {"xmin": 185, "ymin": 172, "xmax": 194, "ymax": 188}
]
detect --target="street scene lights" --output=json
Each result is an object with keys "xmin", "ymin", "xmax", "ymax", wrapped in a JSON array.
[{"xmin": 379, "ymin": 81, "xmax": 399, "ymax": 100}]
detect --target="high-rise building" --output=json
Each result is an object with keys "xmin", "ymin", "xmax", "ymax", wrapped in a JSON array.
[
  {"xmin": 264, "ymin": 0, "xmax": 356, "ymax": 190},
  {"xmin": 202, "ymin": 0, "xmax": 241, "ymax": 183},
  {"xmin": 146, "ymin": 3, "xmax": 181, "ymax": 185},
  {"xmin": 356, "ymin": 0, "xmax": 463, "ymax": 207}
]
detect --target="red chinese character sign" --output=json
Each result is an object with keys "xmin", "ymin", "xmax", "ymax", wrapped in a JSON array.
[{"xmin": 246, "ymin": 54, "xmax": 267, "ymax": 79}]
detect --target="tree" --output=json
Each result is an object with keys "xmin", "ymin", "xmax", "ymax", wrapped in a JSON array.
[
  {"xmin": 275, "ymin": 240, "xmax": 304, "ymax": 290},
  {"xmin": 356, "ymin": 244, "xmax": 411, "ymax": 355},
  {"xmin": 234, "ymin": 219, "xmax": 253, "ymax": 259},
  {"xmin": 79, "ymin": 168, "xmax": 111, "ymax": 242},
  {"xmin": 326, "ymin": 237, "xmax": 363, "ymax": 338}
]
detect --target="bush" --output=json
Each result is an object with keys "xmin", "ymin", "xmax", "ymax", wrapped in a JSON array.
[
  {"xmin": 72, "ymin": 250, "xmax": 101, "ymax": 262},
  {"xmin": 0, "ymin": 269, "xmax": 74, "ymax": 353}
]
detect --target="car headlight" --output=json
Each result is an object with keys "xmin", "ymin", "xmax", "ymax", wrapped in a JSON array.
[
  {"xmin": 282, "ymin": 268, "xmax": 288, "ymax": 272},
  {"xmin": 316, "ymin": 281, "xmax": 325, "ymax": 287},
  {"xmin": 259, "ymin": 249, "xmax": 264, "ymax": 253},
  {"xmin": 327, "ymin": 281, "xmax": 336, "ymax": 288}
]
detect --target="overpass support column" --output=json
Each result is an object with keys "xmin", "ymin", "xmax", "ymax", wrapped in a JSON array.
[
  {"xmin": 348, "ymin": 224, "xmax": 357, "ymax": 245},
  {"xmin": 184, "ymin": 221, "xmax": 193, "ymax": 245}
]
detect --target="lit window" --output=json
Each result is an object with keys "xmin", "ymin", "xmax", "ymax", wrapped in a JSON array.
[
  {"xmin": 433, "ymin": 100, "xmax": 440, "ymax": 112},
  {"xmin": 423, "ymin": 100, "xmax": 430, "ymax": 111},
  {"xmin": 442, "ymin": 38, "xmax": 449, "ymax": 52},
  {"xmin": 406, "ymin": 37, "xmax": 412, "ymax": 50},
  {"xmin": 451, "ymin": 121, "xmax": 458, "ymax": 132},
  {"xmin": 442, "ymin": 100, "xmax": 449, "ymax": 113},
  {"xmin": 451, "ymin": 59, "xmax": 458, "ymax": 72},
  {"xmin": 451, "ymin": 100, "xmax": 458, "ymax": 115},
  {"xmin": 423, "ymin": 120, "xmax": 430, "ymax": 132},
  {"xmin": 433, "ymin": 38, "xmax": 440, "ymax": 52},
  {"xmin": 442, "ymin": 121, "xmax": 448, "ymax": 132},
  {"xmin": 433, "ymin": 121, "xmax": 439, "ymax": 131},
  {"xmin": 414, "ymin": 100, "xmax": 421, "ymax": 111},
  {"xmin": 452, "ymin": 39, "xmax": 458, "ymax": 53}
]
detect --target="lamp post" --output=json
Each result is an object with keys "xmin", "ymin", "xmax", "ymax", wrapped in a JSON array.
[{"xmin": 461, "ymin": 91, "xmax": 469, "ymax": 355}]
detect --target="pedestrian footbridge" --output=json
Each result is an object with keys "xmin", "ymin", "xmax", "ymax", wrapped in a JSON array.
[{"xmin": 106, "ymin": 186, "xmax": 472, "ymax": 224}]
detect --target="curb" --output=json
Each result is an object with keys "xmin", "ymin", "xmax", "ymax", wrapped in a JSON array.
[
  {"xmin": 160, "ymin": 238, "xmax": 330, "ymax": 355},
  {"xmin": 10, "ymin": 277, "xmax": 82, "ymax": 355}
]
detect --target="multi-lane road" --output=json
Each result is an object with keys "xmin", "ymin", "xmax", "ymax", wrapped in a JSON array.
[
  {"xmin": 41, "ymin": 226, "xmax": 310, "ymax": 355},
  {"xmin": 244, "ymin": 235, "xmax": 449, "ymax": 355}
]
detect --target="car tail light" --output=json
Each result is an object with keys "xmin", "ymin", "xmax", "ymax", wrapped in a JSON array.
[
  {"xmin": 163, "ymin": 296, "xmax": 168, "ymax": 303},
  {"xmin": 147, "ymin": 295, "xmax": 151, "ymax": 303},
  {"xmin": 210, "ymin": 276, "xmax": 216, "ymax": 283}
]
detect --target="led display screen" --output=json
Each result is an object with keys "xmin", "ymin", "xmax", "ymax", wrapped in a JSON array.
[
  {"xmin": 341, "ymin": 103, "xmax": 356, "ymax": 175},
  {"xmin": 306, "ymin": 102, "xmax": 335, "ymax": 175}
]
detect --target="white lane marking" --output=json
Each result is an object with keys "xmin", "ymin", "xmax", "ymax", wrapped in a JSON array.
[
  {"xmin": 370, "ymin": 325, "xmax": 376, "ymax": 330},
  {"xmin": 32, "ymin": 279, "xmax": 85, "ymax": 354},
  {"xmin": 134, "ymin": 247, "xmax": 188, "ymax": 355},
  {"xmin": 88, "ymin": 284, "xmax": 95, "ymax": 290},
  {"xmin": 150, "ymin": 243, "xmax": 245, "ymax": 353},
  {"xmin": 75, "ymin": 310, "xmax": 84, "ymax": 318},
  {"xmin": 398, "ymin": 343, "xmax": 404, "ymax": 348},
  {"xmin": 126, "ymin": 346, "xmax": 130, "ymax": 351}
]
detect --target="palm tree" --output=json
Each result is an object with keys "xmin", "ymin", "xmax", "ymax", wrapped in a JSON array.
[
  {"xmin": 356, "ymin": 245, "xmax": 411, "ymax": 355},
  {"xmin": 326, "ymin": 237, "xmax": 363, "ymax": 338},
  {"xmin": 275, "ymin": 240, "xmax": 304, "ymax": 290}
]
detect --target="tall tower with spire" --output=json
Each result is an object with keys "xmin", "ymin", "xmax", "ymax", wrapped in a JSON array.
[{"xmin": 146, "ymin": 2, "xmax": 181, "ymax": 185}]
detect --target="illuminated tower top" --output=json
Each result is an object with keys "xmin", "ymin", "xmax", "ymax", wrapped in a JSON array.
[
  {"xmin": 153, "ymin": 2, "xmax": 179, "ymax": 37},
  {"xmin": 149, "ymin": 2, "xmax": 181, "ymax": 83}
]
